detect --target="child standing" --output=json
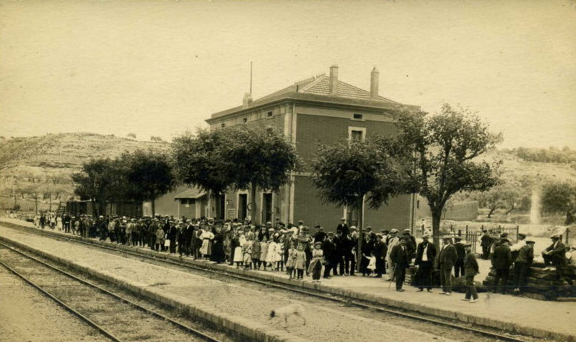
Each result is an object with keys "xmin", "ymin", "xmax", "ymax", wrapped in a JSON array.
[
  {"xmin": 267, "ymin": 238, "xmax": 279, "ymax": 271},
  {"xmin": 243, "ymin": 233, "xmax": 254, "ymax": 269},
  {"xmin": 259, "ymin": 236, "xmax": 269, "ymax": 270},
  {"xmin": 251, "ymin": 235, "xmax": 261, "ymax": 270},
  {"xmin": 308, "ymin": 242, "xmax": 324, "ymax": 282},
  {"xmin": 286, "ymin": 243, "xmax": 297, "ymax": 279},
  {"xmin": 295, "ymin": 244, "xmax": 307, "ymax": 279},
  {"xmin": 233, "ymin": 231, "xmax": 245, "ymax": 268}
]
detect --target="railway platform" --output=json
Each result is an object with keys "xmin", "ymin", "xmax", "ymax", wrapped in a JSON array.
[{"xmin": 1, "ymin": 217, "xmax": 574, "ymax": 341}]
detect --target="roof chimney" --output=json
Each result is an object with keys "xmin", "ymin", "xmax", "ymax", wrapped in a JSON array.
[
  {"xmin": 329, "ymin": 65, "xmax": 339, "ymax": 95},
  {"xmin": 370, "ymin": 67, "xmax": 379, "ymax": 99},
  {"xmin": 242, "ymin": 92, "xmax": 253, "ymax": 108}
]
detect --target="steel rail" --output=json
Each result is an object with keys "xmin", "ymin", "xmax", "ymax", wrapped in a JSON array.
[
  {"xmin": 2, "ymin": 228, "xmax": 529, "ymax": 342},
  {"xmin": 0, "ymin": 258, "xmax": 122, "ymax": 342},
  {"xmin": 0, "ymin": 242, "xmax": 223, "ymax": 342}
]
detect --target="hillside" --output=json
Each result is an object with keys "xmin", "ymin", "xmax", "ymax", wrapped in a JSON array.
[
  {"xmin": 481, "ymin": 149, "xmax": 576, "ymax": 183},
  {"xmin": 0, "ymin": 133, "xmax": 171, "ymax": 210}
]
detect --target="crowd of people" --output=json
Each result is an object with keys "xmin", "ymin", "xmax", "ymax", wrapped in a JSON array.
[{"xmin": 31, "ymin": 212, "xmax": 573, "ymax": 302}]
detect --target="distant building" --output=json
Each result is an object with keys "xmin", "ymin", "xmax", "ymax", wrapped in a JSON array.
[{"xmin": 201, "ymin": 65, "xmax": 420, "ymax": 231}]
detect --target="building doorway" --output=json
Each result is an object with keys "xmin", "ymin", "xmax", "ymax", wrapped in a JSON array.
[
  {"xmin": 262, "ymin": 193, "xmax": 273, "ymax": 223},
  {"xmin": 238, "ymin": 194, "xmax": 247, "ymax": 221},
  {"xmin": 214, "ymin": 194, "xmax": 225, "ymax": 220}
]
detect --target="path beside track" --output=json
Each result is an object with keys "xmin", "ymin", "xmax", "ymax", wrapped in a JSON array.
[{"xmin": 2, "ymin": 218, "xmax": 575, "ymax": 341}]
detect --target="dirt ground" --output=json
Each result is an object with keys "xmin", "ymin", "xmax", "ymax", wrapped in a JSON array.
[{"xmin": 0, "ymin": 266, "xmax": 109, "ymax": 342}]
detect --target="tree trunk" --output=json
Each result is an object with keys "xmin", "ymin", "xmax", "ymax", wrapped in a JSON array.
[
  {"xmin": 250, "ymin": 182, "xmax": 258, "ymax": 225},
  {"xmin": 152, "ymin": 199, "xmax": 156, "ymax": 218},
  {"xmin": 505, "ymin": 205, "xmax": 516, "ymax": 216},
  {"xmin": 35, "ymin": 196, "xmax": 38, "ymax": 213},
  {"xmin": 566, "ymin": 211, "xmax": 575, "ymax": 225},
  {"xmin": 356, "ymin": 196, "xmax": 364, "ymax": 272},
  {"xmin": 487, "ymin": 206, "xmax": 496, "ymax": 218},
  {"xmin": 431, "ymin": 208, "xmax": 442, "ymax": 247}
]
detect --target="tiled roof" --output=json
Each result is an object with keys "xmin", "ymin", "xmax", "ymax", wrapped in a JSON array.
[
  {"xmin": 173, "ymin": 188, "xmax": 206, "ymax": 199},
  {"xmin": 255, "ymin": 75, "xmax": 398, "ymax": 104}
]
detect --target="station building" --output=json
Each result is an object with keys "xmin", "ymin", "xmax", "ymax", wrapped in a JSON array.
[{"xmin": 199, "ymin": 65, "xmax": 420, "ymax": 231}]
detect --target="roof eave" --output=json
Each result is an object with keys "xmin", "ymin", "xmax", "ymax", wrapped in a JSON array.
[{"xmin": 206, "ymin": 93, "xmax": 419, "ymax": 124}]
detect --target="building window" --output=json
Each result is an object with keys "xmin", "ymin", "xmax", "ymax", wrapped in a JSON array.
[
  {"xmin": 243, "ymin": 118, "xmax": 248, "ymax": 123},
  {"xmin": 348, "ymin": 127, "xmax": 366, "ymax": 142},
  {"xmin": 353, "ymin": 113, "xmax": 363, "ymax": 120},
  {"xmin": 221, "ymin": 123, "xmax": 226, "ymax": 128},
  {"xmin": 267, "ymin": 111, "xmax": 273, "ymax": 118}
]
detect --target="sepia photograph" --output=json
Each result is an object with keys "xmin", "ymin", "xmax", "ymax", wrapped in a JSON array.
[{"xmin": 0, "ymin": 0, "xmax": 575, "ymax": 341}]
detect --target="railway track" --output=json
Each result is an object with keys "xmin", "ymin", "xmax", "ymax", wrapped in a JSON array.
[
  {"xmin": 0, "ymin": 242, "xmax": 226, "ymax": 342},
  {"xmin": 0, "ymin": 226, "xmax": 535, "ymax": 342}
]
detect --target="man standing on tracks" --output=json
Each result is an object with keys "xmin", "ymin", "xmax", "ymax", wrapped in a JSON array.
[
  {"xmin": 437, "ymin": 236, "xmax": 457, "ymax": 295},
  {"xmin": 415, "ymin": 234, "xmax": 436, "ymax": 292}
]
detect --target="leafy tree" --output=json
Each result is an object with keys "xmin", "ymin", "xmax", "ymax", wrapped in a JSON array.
[
  {"xmin": 311, "ymin": 140, "xmax": 403, "ymax": 259},
  {"xmin": 71, "ymin": 158, "xmax": 124, "ymax": 216},
  {"xmin": 542, "ymin": 181, "xmax": 576, "ymax": 225},
  {"xmin": 172, "ymin": 129, "xmax": 234, "ymax": 218},
  {"xmin": 378, "ymin": 104, "xmax": 501, "ymax": 246},
  {"xmin": 219, "ymin": 125, "xmax": 299, "ymax": 224},
  {"xmin": 122, "ymin": 150, "xmax": 176, "ymax": 217},
  {"xmin": 476, "ymin": 183, "xmax": 524, "ymax": 217}
]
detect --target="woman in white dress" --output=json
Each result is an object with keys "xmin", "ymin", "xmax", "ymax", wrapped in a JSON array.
[{"xmin": 199, "ymin": 228, "xmax": 215, "ymax": 260}]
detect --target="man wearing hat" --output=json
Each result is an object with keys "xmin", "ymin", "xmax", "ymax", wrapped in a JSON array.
[
  {"xmin": 390, "ymin": 237, "xmax": 410, "ymax": 291},
  {"xmin": 323, "ymin": 232, "xmax": 338, "ymax": 278},
  {"xmin": 491, "ymin": 238, "xmax": 512, "ymax": 293},
  {"xmin": 437, "ymin": 236, "xmax": 457, "ymax": 295},
  {"xmin": 513, "ymin": 239, "xmax": 535, "ymax": 294},
  {"xmin": 336, "ymin": 218, "xmax": 349, "ymax": 237},
  {"xmin": 348, "ymin": 226, "xmax": 358, "ymax": 275},
  {"xmin": 463, "ymin": 243, "xmax": 479, "ymax": 303},
  {"xmin": 480, "ymin": 230, "xmax": 492, "ymax": 260},
  {"xmin": 415, "ymin": 234, "xmax": 437, "ymax": 292},
  {"xmin": 542, "ymin": 234, "xmax": 566, "ymax": 271},
  {"xmin": 542, "ymin": 233, "xmax": 572, "ymax": 285},
  {"xmin": 386, "ymin": 229, "xmax": 400, "ymax": 280},
  {"xmin": 313, "ymin": 225, "xmax": 327, "ymax": 243},
  {"xmin": 510, "ymin": 233, "xmax": 527, "ymax": 261},
  {"xmin": 453, "ymin": 237, "xmax": 466, "ymax": 278}
]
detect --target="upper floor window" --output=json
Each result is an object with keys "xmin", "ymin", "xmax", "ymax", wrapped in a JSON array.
[
  {"xmin": 353, "ymin": 113, "xmax": 363, "ymax": 120},
  {"xmin": 221, "ymin": 123, "xmax": 226, "ymax": 128},
  {"xmin": 348, "ymin": 127, "xmax": 366, "ymax": 142},
  {"xmin": 267, "ymin": 111, "xmax": 273, "ymax": 118},
  {"xmin": 242, "ymin": 118, "xmax": 248, "ymax": 123}
]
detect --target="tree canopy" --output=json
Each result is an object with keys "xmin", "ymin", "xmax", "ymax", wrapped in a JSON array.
[
  {"xmin": 311, "ymin": 140, "xmax": 403, "ymax": 210},
  {"xmin": 172, "ymin": 125, "xmax": 299, "ymax": 223},
  {"xmin": 71, "ymin": 150, "xmax": 175, "ymax": 216},
  {"xmin": 378, "ymin": 104, "xmax": 501, "ymax": 245},
  {"xmin": 542, "ymin": 181, "xmax": 576, "ymax": 225}
]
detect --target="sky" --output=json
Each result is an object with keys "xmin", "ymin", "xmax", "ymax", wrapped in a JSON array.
[{"xmin": 1, "ymin": 0, "xmax": 575, "ymax": 149}]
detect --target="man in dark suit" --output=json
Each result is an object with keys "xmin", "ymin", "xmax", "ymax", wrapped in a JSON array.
[
  {"xmin": 313, "ymin": 225, "xmax": 327, "ymax": 243},
  {"xmin": 492, "ymin": 238, "xmax": 512, "ymax": 293},
  {"xmin": 453, "ymin": 237, "xmax": 466, "ymax": 278},
  {"xmin": 542, "ymin": 234, "xmax": 571, "ymax": 284},
  {"xmin": 463, "ymin": 243, "xmax": 479, "ymax": 303},
  {"xmin": 336, "ymin": 218, "xmax": 349, "ymax": 237},
  {"xmin": 437, "ymin": 236, "xmax": 457, "ymax": 295},
  {"xmin": 322, "ymin": 232, "xmax": 338, "ymax": 278},
  {"xmin": 480, "ymin": 230, "xmax": 492, "ymax": 260},
  {"xmin": 415, "ymin": 234, "xmax": 437, "ymax": 292},
  {"xmin": 373, "ymin": 234, "xmax": 387, "ymax": 278},
  {"xmin": 390, "ymin": 237, "xmax": 410, "ymax": 291},
  {"xmin": 514, "ymin": 240, "xmax": 535, "ymax": 294}
]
